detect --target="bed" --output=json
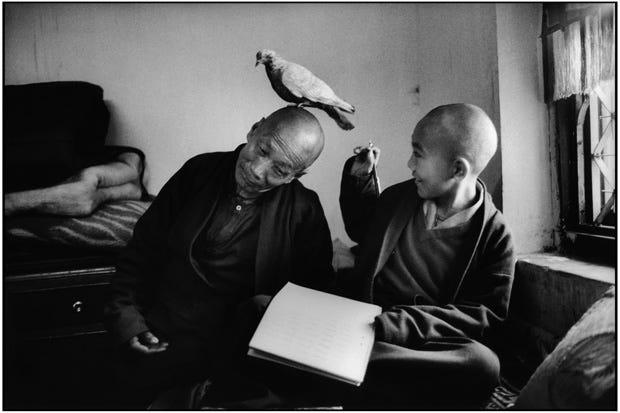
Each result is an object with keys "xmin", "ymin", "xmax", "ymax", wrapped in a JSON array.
[{"xmin": 4, "ymin": 81, "xmax": 152, "ymax": 409}]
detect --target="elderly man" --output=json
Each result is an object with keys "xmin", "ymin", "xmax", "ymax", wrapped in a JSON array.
[{"xmin": 104, "ymin": 106, "xmax": 334, "ymax": 407}]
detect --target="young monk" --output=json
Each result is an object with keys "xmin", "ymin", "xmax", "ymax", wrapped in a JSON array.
[{"xmin": 339, "ymin": 103, "xmax": 516, "ymax": 408}]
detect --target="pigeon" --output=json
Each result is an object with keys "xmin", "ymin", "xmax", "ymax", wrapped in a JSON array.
[{"xmin": 255, "ymin": 49, "xmax": 356, "ymax": 130}]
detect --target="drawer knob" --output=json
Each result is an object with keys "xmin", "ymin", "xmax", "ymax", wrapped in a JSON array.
[{"xmin": 72, "ymin": 300, "xmax": 84, "ymax": 313}]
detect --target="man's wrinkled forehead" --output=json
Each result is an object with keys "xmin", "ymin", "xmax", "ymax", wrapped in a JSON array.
[{"xmin": 261, "ymin": 128, "xmax": 308, "ymax": 171}]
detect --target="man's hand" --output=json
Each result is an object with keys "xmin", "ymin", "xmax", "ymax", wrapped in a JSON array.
[
  {"xmin": 350, "ymin": 143, "xmax": 381, "ymax": 177},
  {"xmin": 128, "ymin": 331, "xmax": 169, "ymax": 354}
]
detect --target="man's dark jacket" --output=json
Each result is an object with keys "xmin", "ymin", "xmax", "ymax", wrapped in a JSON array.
[
  {"xmin": 339, "ymin": 157, "xmax": 515, "ymax": 347},
  {"xmin": 104, "ymin": 146, "xmax": 334, "ymax": 345}
]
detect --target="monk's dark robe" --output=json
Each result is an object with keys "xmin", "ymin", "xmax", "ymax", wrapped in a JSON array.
[
  {"xmin": 103, "ymin": 145, "xmax": 334, "ymax": 403},
  {"xmin": 338, "ymin": 155, "xmax": 515, "ymax": 408},
  {"xmin": 192, "ymin": 169, "xmax": 262, "ymax": 300}
]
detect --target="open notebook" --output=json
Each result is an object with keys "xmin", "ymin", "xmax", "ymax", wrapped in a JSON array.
[{"xmin": 248, "ymin": 282, "xmax": 381, "ymax": 386}]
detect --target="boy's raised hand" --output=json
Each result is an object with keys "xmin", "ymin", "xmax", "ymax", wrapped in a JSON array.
[{"xmin": 351, "ymin": 142, "xmax": 381, "ymax": 177}]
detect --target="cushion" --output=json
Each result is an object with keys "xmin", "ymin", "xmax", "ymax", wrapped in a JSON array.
[
  {"xmin": 5, "ymin": 200, "xmax": 151, "ymax": 251},
  {"xmin": 4, "ymin": 81, "xmax": 110, "ymax": 192},
  {"xmin": 514, "ymin": 286, "xmax": 616, "ymax": 409}
]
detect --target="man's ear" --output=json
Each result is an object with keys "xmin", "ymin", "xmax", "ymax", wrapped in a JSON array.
[
  {"xmin": 294, "ymin": 170, "xmax": 307, "ymax": 179},
  {"xmin": 453, "ymin": 157, "xmax": 470, "ymax": 180}
]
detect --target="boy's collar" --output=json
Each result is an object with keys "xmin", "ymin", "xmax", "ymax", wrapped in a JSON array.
[{"xmin": 423, "ymin": 181, "xmax": 484, "ymax": 230}]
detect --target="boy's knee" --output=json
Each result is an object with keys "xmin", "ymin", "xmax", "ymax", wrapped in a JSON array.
[{"xmin": 463, "ymin": 340, "xmax": 500, "ymax": 396}]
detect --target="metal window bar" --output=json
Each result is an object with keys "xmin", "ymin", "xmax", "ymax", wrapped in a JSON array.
[
  {"xmin": 595, "ymin": 87, "xmax": 615, "ymax": 226},
  {"xmin": 576, "ymin": 96, "xmax": 589, "ymax": 224},
  {"xmin": 578, "ymin": 88, "xmax": 616, "ymax": 228}
]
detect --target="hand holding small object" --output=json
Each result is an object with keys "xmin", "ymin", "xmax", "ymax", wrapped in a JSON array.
[
  {"xmin": 351, "ymin": 140, "xmax": 381, "ymax": 177},
  {"xmin": 128, "ymin": 331, "xmax": 169, "ymax": 354}
]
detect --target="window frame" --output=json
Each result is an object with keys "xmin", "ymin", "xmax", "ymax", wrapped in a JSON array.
[
  {"xmin": 542, "ymin": 4, "xmax": 616, "ymax": 265},
  {"xmin": 550, "ymin": 94, "xmax": 616, "ymax": 264}
]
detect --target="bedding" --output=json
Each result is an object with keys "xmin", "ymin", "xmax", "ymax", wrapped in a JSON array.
[{"xmin": 5, "ymin": 200, "xmax": 151, "ymax": 251}]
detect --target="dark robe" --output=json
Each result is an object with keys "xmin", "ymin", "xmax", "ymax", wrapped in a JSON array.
[
  {"xmin": 104, "ymin": 144, "xmax": 334, "ymax": 346},
  {"xmin": 337, "ymin": 155, "xmax": 516, "ymax": 407}
]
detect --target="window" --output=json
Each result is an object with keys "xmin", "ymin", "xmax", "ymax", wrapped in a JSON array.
[
  {"xmin": 577, "ymin": 83, "xmax": 615, "ymax": 230},
  {"xmin": 542, "ymin": 4, "xmax": 616, "ymax": 264}
]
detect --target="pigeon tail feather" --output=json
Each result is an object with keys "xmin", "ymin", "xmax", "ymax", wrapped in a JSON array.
[{"xmin": 314, "ymin": 103, "xmax": 355, "ymax": 130}]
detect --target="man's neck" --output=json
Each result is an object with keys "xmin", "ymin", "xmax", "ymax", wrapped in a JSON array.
[
  {"xmin": 236, "ymin": 186, "xmax": 262, "ymax": 201},
  {"xmin": 434, "ymin": 179, "xmax": 478, "ymax": 219}
]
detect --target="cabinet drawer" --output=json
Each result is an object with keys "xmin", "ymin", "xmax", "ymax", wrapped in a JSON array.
[{"xmin": 6, "ymin": 283, "xmax": 111, "ymax": 333}]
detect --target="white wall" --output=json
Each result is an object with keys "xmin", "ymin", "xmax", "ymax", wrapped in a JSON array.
[
  {"xmin": 496, "ymin": 4, "xmax": 555, "ymax": 253},
  {"xmin": 5, "ymin": 3, "xmax": 503, "ymax": 244},
  {"xmin": 417, "ymin": 3, "xmax": 503, "ymax": 206}
]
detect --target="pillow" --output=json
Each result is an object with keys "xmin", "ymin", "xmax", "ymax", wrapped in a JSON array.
[
  {"xmin": 5, "ymin": 200, "xmax": 151, "ymax": 250},
  {"xmin": 514, "ymin": 286, "xmax": 616, "ymax": 409},
  {"xmin": 4, "ymin": 81, "xmax": 110, "ymax": 192}
]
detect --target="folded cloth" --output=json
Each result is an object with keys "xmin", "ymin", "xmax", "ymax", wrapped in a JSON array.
[
  {"xmin": 5, "ymin": 200, "xmax": 152, "ymax": 251},
  {"xmin": 92, "ymin": 146, "xmax": 149, "ymax": 201},
  {"xmin": 5, "ymin": 147, "xmax": 148, "ymax": 218}
]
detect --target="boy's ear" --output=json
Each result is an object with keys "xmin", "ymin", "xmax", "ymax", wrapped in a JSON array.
[{"xmin": 453, "ymin": 157, "xmax": 470, "ymax": 180}]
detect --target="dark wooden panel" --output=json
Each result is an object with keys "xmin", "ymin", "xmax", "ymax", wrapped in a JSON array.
[
  {"xmin": 4, "ymin": 259, "xmax": 120, "ymax": 409},
  {"xmin": 7, "ymin": 283, "xmax": 111, "ymax": 333},
  {"xmin": 4, "ymin": 331, "xmax": 118, "ymax": 410}
]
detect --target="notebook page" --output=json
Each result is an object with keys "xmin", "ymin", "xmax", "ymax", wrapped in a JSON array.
[
  {"xmin": 249, "ymin": 282, "xmax": 381, "ymax": 384},
  {"xmin": 247, "ymin": 348, "xmax": 363, "ymax": 385}
]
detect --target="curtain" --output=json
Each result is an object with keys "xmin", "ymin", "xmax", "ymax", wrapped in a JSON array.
[{"xmin": 542, "ymin": 4, "xmax": 615, "ymax": 101}]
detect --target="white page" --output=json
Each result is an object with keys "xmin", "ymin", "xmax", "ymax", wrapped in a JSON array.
[{"xmin": 248, "ymin": 282, "xmax": 382, "ymax": 385}]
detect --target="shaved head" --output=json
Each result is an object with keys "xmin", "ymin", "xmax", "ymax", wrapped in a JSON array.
[
  {"xmin": 236, "ymin": 106, "xmax": 324, "ymax": 197},
  {"xmin": 257, "ymin": 106, "xmax": 325, "ymax": 171},
  {"xmin": 415, "ymin": 103, "xmax": 497, "ymax": 175}
]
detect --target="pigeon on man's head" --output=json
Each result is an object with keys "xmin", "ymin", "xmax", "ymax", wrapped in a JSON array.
[{"xmin": 255, "ymin": 49, "xmax": 356, "ymax": 130}]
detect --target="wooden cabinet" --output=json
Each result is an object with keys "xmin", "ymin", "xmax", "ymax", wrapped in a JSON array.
[{"xmin": 4, "ymin": 254, "xmax": 119, "ymax": 409}]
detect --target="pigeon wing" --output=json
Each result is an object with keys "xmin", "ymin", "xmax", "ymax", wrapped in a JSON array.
[{"xmin": 281, "ymin": 62, "xmax": 340, "ymax": 105}]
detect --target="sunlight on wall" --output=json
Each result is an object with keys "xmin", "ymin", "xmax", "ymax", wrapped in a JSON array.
[{"xmin": 496, "ymin": 4, "xmax": 554, "ymax": 253}]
